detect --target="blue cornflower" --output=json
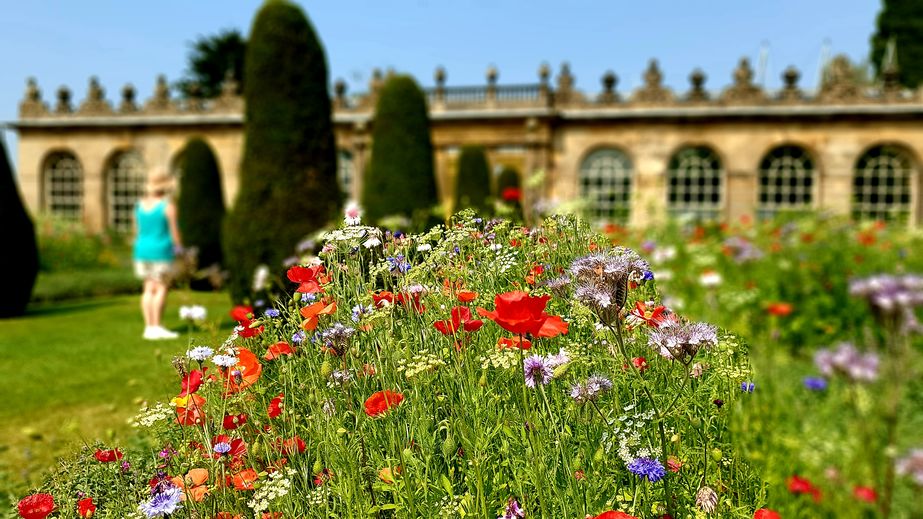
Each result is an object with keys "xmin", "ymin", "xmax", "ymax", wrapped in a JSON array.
[
  {"xmin": 627, "ymin": 457, "xmax": 667, "ymax": 482},
  {"xmin": 186, "ymin": 346, "xmax": 214, "ymax": 362},
  {"xmin": 292, "ymin": 330, "xmax": 306, "ymax": 344},
  {"xmin": 264, "ymin": 308, "xmax": 280, "ymax": 318},
  {"xmin": 351, "ymin": 304, "xmax": 373, "ymax": 323},
  {"xmin": 301, "ymin": 292, "xmax": 317, "ymax": 303},
  {"xmin": 213, "ymin": 442, "xmax": 231, "ymax": 455},
  {"xmin": 387, "ymin": 254, "xmax": 411, "ymax": 274},
  {"xmin": 803, "ymin": 376, "xmax": 828, "ymax": 391},
  {"xmin": 642, "ymin": 270, "xmax": 655, "ymax": 281},
  {"xmin": 741, "ymin": 381, "xmax": 756, "ymax": 393},
  {"xmin": 139, "ymin": 486, "xmax": 182, "ymax": 517}
]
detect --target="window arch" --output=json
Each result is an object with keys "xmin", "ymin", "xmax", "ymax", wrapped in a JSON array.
[
  {"xmin": 579, "ymin": 148, "xmax": 633, "ymax": 222},
  {"xmin": 42, "ymin": 151, "xmax": 84, "ymax": 221},
  {"xmin": 106, "ymin": 149, "xmax": 146, "ymax": 232},
  {"xmin": 667, "ymin": 146, "xmax": 723, "ymax": 220},
  {"xmin": 337, "ymin": 149, "xmax": 355, "ymax": 199},
  {"xmin": 757, "ymin": 145, "xmax": 816, "ymax": 219},
  {"xmin": 852, "ymin": 145, "xmax": 915, "ymax": 222}
]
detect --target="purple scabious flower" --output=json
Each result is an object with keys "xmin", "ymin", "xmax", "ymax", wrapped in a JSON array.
[
  {"xmin": 542, "ymin": 275, "xmax": 571, "ymax": 297},
  {"xmin": 647, "ymin": 321, "xmax": 718, "ymax": 363},
  {"xmin": 570, "ymin": 374, "xmax": 613, "ymax": 404},
  {"xmin": 139, "ymin": 485, "xmax": 182, "ymax": 517},
  {"xmin": 500, "ymin": 497, "xmax": 525, "ymax": 519},
  {"xmin": 523, "ymin": 355, "xmax": 553, "ymax": 389},
  {"xmin": 320, "ymin": 322, "xmax": 356, "ymax": 355},
  {"xmin": 896, "ymin": 449, "xmax": 923, "ymax": 486},
  {"xmin": 723, "ymin": 236, "xmax": 764, "ymax": 263},
  {"xmin": 291, "ymin": 330, "xmax": 306, "ymax": 344},
  {"xmin": 627, "ymin": 457, "xmax": 666, "ymax": 482},
  {"xmin": 803, "ymin": 376, "xmax": 828, "ymax": 391},
  {"xmin": 850, "ymin": 274, "xmax": 923, "ymax": 331},
  {"xmin": 814, "ymin": 342, "xmax": 879, "ymax": 383}
]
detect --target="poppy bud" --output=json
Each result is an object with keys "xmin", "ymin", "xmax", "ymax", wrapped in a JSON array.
[
  {"xmin": 312, "ymin": 458, "xmax": 323, "ymax": 475},
  {"xmin": 711, "ymin": 448, "xmax": 723, "ymax": 461},
  {"xmin": 320, "ymin": 360, "xmax": 333, "ymax": 378}
]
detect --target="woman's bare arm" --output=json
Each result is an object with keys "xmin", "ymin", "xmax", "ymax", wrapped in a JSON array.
[{"xmin": 165, "ymin": 200, "xmax": 183, "ymax": 250}]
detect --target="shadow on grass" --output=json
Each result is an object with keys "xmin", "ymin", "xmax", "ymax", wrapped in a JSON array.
[{"xmin": 23, "ymin": 298, "xmax": 121, "ymax": 318}]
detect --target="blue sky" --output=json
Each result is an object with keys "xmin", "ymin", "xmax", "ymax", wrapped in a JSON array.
[{"xmin": 1, "ymin": 0, "xmax": 881, "ymax": 173}]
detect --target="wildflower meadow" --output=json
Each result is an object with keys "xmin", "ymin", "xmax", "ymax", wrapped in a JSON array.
[{"xmin": 11, "ymin": 210, "xmax": 923, "ymax": 518}]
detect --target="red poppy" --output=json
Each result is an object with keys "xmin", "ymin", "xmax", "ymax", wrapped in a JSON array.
[
  {"xmin": 222, "ymin": 348, "xmax": 262, "ymax": 394},
  {"xmin": 787, "ymin": 475, "xmax": 822, "ymax": 502},
  {"xmin": 628, "ymin": 301, "xmax": 668, "ymax": 328},
  {"xmin": 17, "ymin": 493, "xmax": 54, "ymax": 519},
  {"xmin": 179, "ymin": 369, "xmax": 206, "ymax": 396},
  {"xmin": 268, "ymin": 393, "xmax": 284, "ymax": 419},
  {"xmin": 591, "ymin": 511, "xmax": 639, "ymax": 519},
  {"xmin": 230, "ymin": 468, "xmax": 258, "ymax": 490},
  {"xmin": 230, "ymin": 305, "xmax": 252, "ymax": 322},
  {"xmin": 433, "ymin": 307, "xmax": 484, "ymax": 336},
  {"xmin": 497, "ymin": 336, "xmax": 532, "ymax": 350},
  {"xmin": 286, "ymin": 265, "xmax": 328, "ymax": 294},
  {"xmin": 457, "ymin": 290, "xmax": 478, "ymax": 303},
  {"xmin": 170, "ymin": 468, "xmax": 209, "ymax": 502},
  {"xmin": 300, "ymin": 300, "xmax": 337, "ymax": 331},
  {"xmin": 175, "ymin": 394, "xmax": 206, "ymax": 426},
  {"xmin": 628, "ymin": 357, "xmax": 649, "ymax": 373},
  {"xmin": 766, "ymin": 302, "xmax": 793, "ymax": 317},
  {"xmin": 275, "ymin": 436, "xmax": 306, "ymax": 455},
  {"xmin": 502, "ymin": 186, "xmax": 522, "ymax": 203},
  {"xmin": 753, "ymin": 509, "xmax": 781, "ymax": 519},
  {"xmin": 666, "ymin": 456, "xmax": 682, "ymax": 473},
  {"xmin": 525, "ymin": 264, "xmax": 545, "ymax": 285},
  {"xmin": 264, "ymin": 341, "xmax": 294, "ymax": 360},
  {"xmin": 223, "ymin": 413, "xmax": 248, "ymax": 430},
  {"xmin": 372, "ymin": 291, "xmax": 395, "ymax": 308},
  {"xmin": 853, "ymin": 485, "xmax": 877, "ymax": 503},
  {"xmin": 236, "ymin": 317, "xmax": 265, "ymax": 338},
  {"xmin": 215, "ymin": 513, "xmax": 243, "ymax": 519},
  {"xmin": 364, "ymin": 390, "xmax": 404, "ymax": 417},
  {"xmin": 77, "ymin": 497, "xmax": 96, "ymax": 517},
  {"xmin": 378, "ymin": 466, "xmax": 402, "ymax": 484},
  {"xmin": 477, "ymin": 291, "xmax": 568, "ymax": 338},
  {"xmin": 395, "ymin": 291, "xmax": 425, "ymax": 313},
  {"xmin": 94, "ymin": 448, "xmax": 123, "ymax": 463}
]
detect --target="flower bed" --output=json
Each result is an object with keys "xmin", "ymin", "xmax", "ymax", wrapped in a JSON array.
[{"xmin": 18, "ymin": 213, "xmax": 762, "ymax": 518}]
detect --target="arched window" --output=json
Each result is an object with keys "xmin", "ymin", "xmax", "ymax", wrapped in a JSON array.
[
  {"xmin": 579, "ymin": 148, "xmax": 632, "ymax": 222},
  {"xmin": 852, "ymin": 145, "xmax": 915, "ymax": 222},
  {"xmin": 667, "ymin": 146, "xmax": 723, "ymax": 220},
  {"xmin": 337, "ymin": 150, "xmax": 355, "ymax": 198},
  {"xmin": 758, "ymin": 145, "xmax": 815, "ymax": 219},
  {"xmin": 42, "ymin": 151, "xmax": 83, "ymax": 221},
  {"xmin": 106, "ymin": 149, "xmax": 146, "ymax": 232}
]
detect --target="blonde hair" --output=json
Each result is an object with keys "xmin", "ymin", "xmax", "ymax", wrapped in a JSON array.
[{"xmin": 145, "ymin": 170, "xmax": 174, "ymax": 196}]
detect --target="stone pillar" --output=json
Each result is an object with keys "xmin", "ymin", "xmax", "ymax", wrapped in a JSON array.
[
  {"xmin": 79, "ymin": 142, "xmax": 112, "ymax": 234},
  {"xmin": 630, "ymin": 140, "xmax": 670, "ymax": 228},
  {"xmin": 15, "ymin": 136, "xmax": 45, "ymax": 217},
  {"xmin": 817, "ymin": 138, "xmax": 858, "ymax": 217},
  {"xmin": 350, "ymin": 122, "xmax": 370, "ymax": 201},
  {"xmin": 725, "ymin": 170, "xmax": 757, "ymax": 223}
]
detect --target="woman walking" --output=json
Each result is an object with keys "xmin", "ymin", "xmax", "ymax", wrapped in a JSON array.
[{"xmin": 133, "ymin": 171, "xmax": 182, "ymax": 340}]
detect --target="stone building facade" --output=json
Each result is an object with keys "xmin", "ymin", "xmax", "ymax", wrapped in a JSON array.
[{"xmin": 12, "ymin": 55, "xmax": 923, "ymax": 232}]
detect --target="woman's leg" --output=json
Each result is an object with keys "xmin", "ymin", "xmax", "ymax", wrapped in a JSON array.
[
  {"xmin": 150, "ymin": 279, "xmax": 167, "ymax": 327},
  {"xmin": 141, "ymin": 279, "xmax": 154, "ymax": 328}
]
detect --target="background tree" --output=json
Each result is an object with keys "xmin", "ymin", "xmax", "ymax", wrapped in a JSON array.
[
  {"xmin": 177, "ymin": 137, "xmax": 226, "ymax": 290},
  {"xmin": 453, "ymin": 145, "xmax": 492, "ymax": 215},
  {"xmin": 362, "ymin": 74, "xmax": 437, "ymax": 225},
  {"xmin": 176, "ymin": 29, "xmax": 246, "ymax": 98},
  {"xmin": 223, "ymin": 0, "xmax": 338, "ymax": 302},
  {"xmin": 0, "ymin": 136, "xmax": 39, "ymax": 317},
  {"xmin": 871, "ymin": 0, "xmax": 923, "ymax": 88}
]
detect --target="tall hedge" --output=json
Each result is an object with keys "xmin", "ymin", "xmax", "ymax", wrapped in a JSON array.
[
  {"xmin": 178, "ymin": 137, "xmax": 225, "ymax": 286},
  {"xmin": 871, "ymin": 0, "xmax": 923, "ymax": 88},
  {"xmin": 0, "ymin": 135, "xmax": 39, "ymax": 317},
  {"xmin": 362, "ymin": 75, "xmax": 437, "ymax": 224},
  {"xmin": 223, "ymin": 0, "xmax": 338, "ymax": 302},
  {"xmin": 454, "ymin": 145, "xmax": 492, "ymax": 215}
]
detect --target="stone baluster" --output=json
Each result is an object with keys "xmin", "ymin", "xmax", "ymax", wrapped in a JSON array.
[
  {"xmin": 486, "ymin": 65, "xmax": 498, "ymax": 106},
  {"xmin": 538, "ymin": 63, "xmax": 551, "ymax": 106},
  {"xmin": 434, "ymin": 66, "xmax": 446, "ymax": 108},
  {"xmin": 556, "ymin": 62, "xmax": 574, "ymax": 105}
]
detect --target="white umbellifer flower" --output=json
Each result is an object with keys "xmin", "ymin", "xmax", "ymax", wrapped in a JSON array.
[
  {"xmin": 130, "ymin": 402, "xmax": 173, "ymax": 428},
  {"xmin": 179, "ymin": 305, "xmax": 207, "ymax": 321},
  {"xmin": 186, "ymin": 346, "xmax": 214, "ymax": 362},
  {"xmin": 247, "ymin": 469, "xmax": 294, "ymax": 513},
  {"xmin": 416, "ymin": 243, "xmax": 432, "ymax": 252},
  {"xmin": 363, "ymin": 237, "xmax": 381, "ymax": 248},
  {"xmin": 344, "ymin": 201, "xmax": 362, "ymax": 226},
  {"xmin": 699, "ymin": 270, "xmax": 722, "ymax": 287},
  {"xmin": 212, "ymin": 355, "xmax": 238, "ymax": 368}
]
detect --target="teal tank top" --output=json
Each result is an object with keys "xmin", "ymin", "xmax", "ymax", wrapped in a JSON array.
[{"xmin": 133, "ymin": 199, "xmax": 175, "ymax": 261}]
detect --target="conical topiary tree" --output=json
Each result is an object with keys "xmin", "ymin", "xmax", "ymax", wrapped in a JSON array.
[
  {"xmin": 453, "ymin": 145, "xmax": 492, "ymax": 215},
  {"xmin": 178, "ymin": 137, "xmax": 226, "ymax": 289},
  {"xmin": 362, "ymin": 74, "xmax": 437, "ymax": 226},
  {"xmin": 0, "ymin": 135, "xmax": 39, "ymax": 317},
  {"xmin": 223, "ymin": 0, "xmax": 338, "ymax": 302},
  {"xmin": 496, "ymin": 165, "xmax": 523, "ymax": 220}
]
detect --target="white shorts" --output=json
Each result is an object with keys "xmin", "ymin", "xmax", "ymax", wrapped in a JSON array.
[{"xmin": 134, "ymin": 260, "xmax": 174, "ymax": 282}]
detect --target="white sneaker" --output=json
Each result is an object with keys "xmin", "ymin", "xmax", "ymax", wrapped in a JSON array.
[
  {"xmin": 154, "ymin": 326, "xmax": 180, "ymax": 340},
  {"xmin": 143, "ymin": 326, "xmax": 160, "ymax": 340}
]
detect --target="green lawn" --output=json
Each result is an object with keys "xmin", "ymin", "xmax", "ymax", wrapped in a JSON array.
[{"xmin": 0, "ymin": 290, "xmax": 233, "ymax": 495}]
